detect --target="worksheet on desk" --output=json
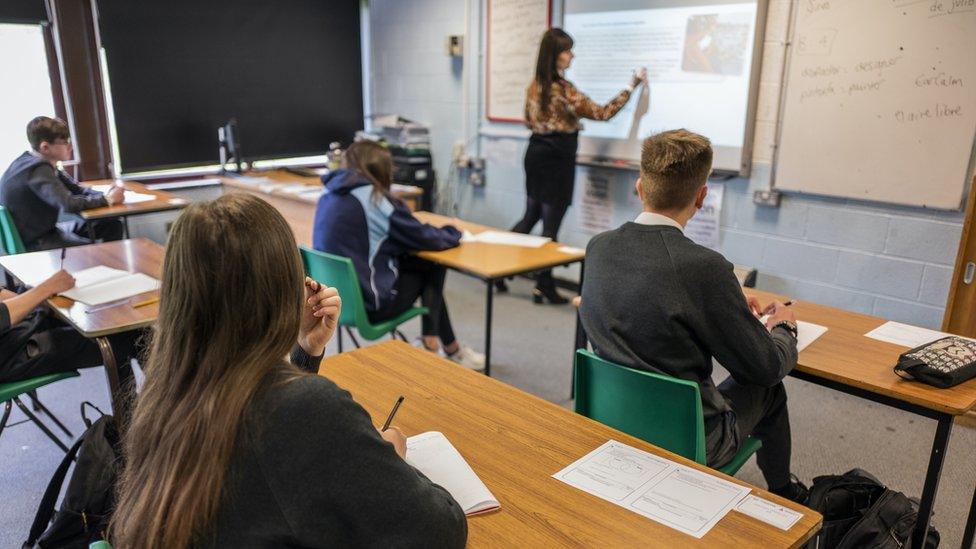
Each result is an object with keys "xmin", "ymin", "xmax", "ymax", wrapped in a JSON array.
[
  {"xmin": 553, "ymin": 440, "xmax": 751, "ymax": 539},
  {"xmin": 90, "ymin": 185, "xmax": 156, "ymax": 203}
]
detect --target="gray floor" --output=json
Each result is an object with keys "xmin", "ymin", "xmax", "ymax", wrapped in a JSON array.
[{"xmin": 1, "ymin": 273, "xmax": 974, "ymax": 547}]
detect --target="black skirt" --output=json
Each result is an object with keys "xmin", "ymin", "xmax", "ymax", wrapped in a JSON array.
[{"xmin": 524, "ymin": 132, "xmax": 579, "ymax": 208}]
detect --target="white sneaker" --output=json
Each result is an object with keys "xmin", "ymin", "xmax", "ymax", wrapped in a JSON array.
[{"xmin": 446, "ymin": 344, "xmax": 485, "ymax": 371}]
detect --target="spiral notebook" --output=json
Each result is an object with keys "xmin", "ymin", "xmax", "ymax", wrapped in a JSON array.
[{"xmin": 405, "ymin": 431, "xmax": 500, "ymax": 516}]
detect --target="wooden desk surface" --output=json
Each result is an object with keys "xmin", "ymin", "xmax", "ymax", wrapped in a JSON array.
[
  {"xmin": 81, "ymin": 180, "xmax": 188, "ymax": 220},
  {"xmin": 745, "ymin": 288, "xmax": 976, "ymax": 415},
  {"xmin": 220, "ymin": 169, "xmax": 424, "ymax": 205},
  {"xmin": 413, "ymin": 212, "xmax": 586, "ymax": 279},
  {"xmin": 320, "ymin": 341, "xmax": 821, "ymax": 548},
  {"xmin": 0, "ymin": 238, "xmax": 163, "ymax": 338}
]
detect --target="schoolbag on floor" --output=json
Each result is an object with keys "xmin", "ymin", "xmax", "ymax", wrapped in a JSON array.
[
  {"xmin": 22, "ymin": 403, "xmax": 122, "ymax": 549},
  {"xmin": 805, "ymin": 468, "xmax": 939, "ymax": 549}
]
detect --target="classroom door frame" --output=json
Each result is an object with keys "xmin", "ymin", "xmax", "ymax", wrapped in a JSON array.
[{"xmin": 943, "ymin": 175, "xmax": 976, "ymax": 337}]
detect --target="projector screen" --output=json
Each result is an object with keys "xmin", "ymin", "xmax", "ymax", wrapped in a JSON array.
[{"xmin": 563, "ymin": 0, "xmax": 764, "ymax": 174}]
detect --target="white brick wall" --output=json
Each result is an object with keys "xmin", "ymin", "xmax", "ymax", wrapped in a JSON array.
[{"xmin": 367, "ymin": 0, "xmax": 967, "ymax": 329}]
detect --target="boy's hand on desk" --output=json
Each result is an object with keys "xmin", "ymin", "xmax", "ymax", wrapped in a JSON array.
[
  {"xmin": 763, "ymin": 301, "xmax": 796, "ymax": 329},
  {"xmin": 106, "ymin": 185, "xmax": 125, "ymax": 205},
  {"xmin": 746, "ymin": 296, "xmax": 763, "ymax": 317},
  {"xmin": 378, "ymin": 426, "xmax": 407, "ymax": 459},
  {"xmin": 298, "ymin": 277, "xmax": 341, "ymax": 356},
  {"xmin": 39, "ymin": 269, "xmax": 75, "ymax": 297}
]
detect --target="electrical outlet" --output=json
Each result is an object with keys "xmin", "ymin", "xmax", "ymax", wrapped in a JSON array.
[{"xmin": 753, "ymin": 189, "xmax": 782, "ymax": 207}]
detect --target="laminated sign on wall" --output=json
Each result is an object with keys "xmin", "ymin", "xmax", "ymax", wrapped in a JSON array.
[
  {"xmin": 577, "ymin": 172, "xmax": 614, "ymax": 234},
  {"xmin": 685, "ymin": 182, "xmax": 724, "ymax": 249}
]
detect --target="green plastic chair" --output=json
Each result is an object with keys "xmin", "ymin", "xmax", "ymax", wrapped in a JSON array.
[
  {"xmin": 0, "ymin": 204, "xmax": 26, "ymax": 255},
  {"xmin": 1, "ymin": 371, "xmax": 79, "ymax": 452},
  {"xmin": 574, "ymin": 349, "xmax": 762, "ymax": 476},
  {"xmin": 89, "ymin": 541, "xmax": 112, "ymax": 549},
  {"xmin": 299, "ymin": 246, "xmax": 428, "ymax": 352}
]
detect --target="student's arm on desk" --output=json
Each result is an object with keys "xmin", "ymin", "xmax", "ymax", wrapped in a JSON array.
[
  {"xmin": 695, "ymin": 258, "xmax": 797, "ymax": 387},
  {"xmin": 390, "ymin": 202, "xmax": 462, "ymax": 251},
  {"xmin": 27, "ymin": 164, "xmax": 107, "ymax": 213},
  {"xmin": 257, "ymin": 376, "xmax": 467, "ymax": 547},
  {"xmin": 0, "ymin": 270, "xmax": 74, "ymax": 326}
]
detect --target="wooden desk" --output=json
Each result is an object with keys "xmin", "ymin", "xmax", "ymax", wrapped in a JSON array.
[
  {"xmin": 320, "ymin": 341, "xmax": 821, "ymax": 547},
  {"xmin": 413, "ymin": 212, "xmax": 586, "ymax": 376},
  {"xmin": 0, "ymin": 239, "xmax": 163, "ymax": 420},
  {"xmin": 219, "ymin": 169, "xmax": 423, "ymax": 246},
  {"xmin": 81, "ymin": 180, "xmax": 188, "ymax": 237},
  {"xmin": 743, "ymin": 288, "xmax": 976, "ymax": 548}
]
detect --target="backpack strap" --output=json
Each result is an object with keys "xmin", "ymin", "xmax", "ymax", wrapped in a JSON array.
[{"xmin": 23, "ymin": 434, "xmax": 86, "ymax": 548}]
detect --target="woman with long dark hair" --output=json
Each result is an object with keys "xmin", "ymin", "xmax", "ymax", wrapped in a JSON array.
[
  {"xmin": 505, "ymin": 28, "xmax": 646, "ymax": 304},
  {"xmin": 110, "ymin": 194, "xmax": 467, "ymax": 547}
]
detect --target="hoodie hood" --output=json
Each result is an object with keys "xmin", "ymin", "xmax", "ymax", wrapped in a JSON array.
[
  {"xmin": 321, "ymin": 168, "xmax": 373, "ymax": 194},
  {"xmin": 4, "ymin": 152, "xmax": 45, "ymax": 180}
]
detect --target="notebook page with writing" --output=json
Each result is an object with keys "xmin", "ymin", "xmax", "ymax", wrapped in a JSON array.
[{"xmin": 405, "ymin": 431, "xmax": 499, "ymax": 515}]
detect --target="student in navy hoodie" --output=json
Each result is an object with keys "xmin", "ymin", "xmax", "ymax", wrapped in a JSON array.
[
  {"xmin": 0, "ymin": 116, "xmax": 124, "ymax": 252},
  {"xmin": 313, "ymin": 141, "xmax": 485, "ymax": 370}
]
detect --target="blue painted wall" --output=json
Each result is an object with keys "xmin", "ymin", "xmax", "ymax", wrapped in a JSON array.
[{"xmin": 367, "ymin": 0, "xmax": 967, "ymax": 329}]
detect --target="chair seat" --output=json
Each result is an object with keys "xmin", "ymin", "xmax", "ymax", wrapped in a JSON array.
[
  {"xmin": 717, "ymin": 436, "xmax": 763, "ymax": 476},
  {"xmin": 0, "ymin": 371, "xmax": 80, "ymax": 403},
  {"xmin": 355, "ymin": 306, "xmax": 428, "ymax": 341}
]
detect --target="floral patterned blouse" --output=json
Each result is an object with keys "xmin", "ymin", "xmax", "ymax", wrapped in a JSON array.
[{"xmin": 524, "ymin": 78, "xmax": 632, "ymax": 134}]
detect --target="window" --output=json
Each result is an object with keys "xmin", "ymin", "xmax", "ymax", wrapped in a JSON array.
[{"xmin": 0, "ymin": 23, "xmax": 57, "ymax": 164}]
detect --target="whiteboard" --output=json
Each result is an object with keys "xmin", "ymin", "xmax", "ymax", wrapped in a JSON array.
[
  {"xmin": 486, "ymin": 0, "xmax": 551, "ymax": 122},
  {"xmin": 774, "ymin": 0, "xmax": 976, "ymax": 209}
]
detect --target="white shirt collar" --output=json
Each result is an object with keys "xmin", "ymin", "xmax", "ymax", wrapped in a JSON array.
[{"xmin": 634, "ymin": 211, "xmax": 684, "ymax": 232}]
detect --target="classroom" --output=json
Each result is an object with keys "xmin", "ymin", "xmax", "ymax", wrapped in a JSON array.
[{"xmin": 0, "ymin": 0, "xmax": 974, "ymax": 547}]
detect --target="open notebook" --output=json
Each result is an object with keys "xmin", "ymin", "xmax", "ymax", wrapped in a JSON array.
[
  {"xmin": 405, "ymin": 431, "xmax": 500, "ymax": 516},
  {"xmin": 58, "ymin": 265, "xmax": 160, "ymax": 306}
]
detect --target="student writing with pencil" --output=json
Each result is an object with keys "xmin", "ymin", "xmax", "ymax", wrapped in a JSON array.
[{"xmin": 111, "ymin": 194, "xmax": 466, "ymax": 548}]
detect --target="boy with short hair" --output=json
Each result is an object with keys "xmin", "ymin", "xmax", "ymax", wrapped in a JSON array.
[
  {"xmin": 580, "ymin": 129, "xmax": 806, "ymax": 502},
  {"xmin": 0, "ymin": 116, "xmax": 124, "ymax": 252}
]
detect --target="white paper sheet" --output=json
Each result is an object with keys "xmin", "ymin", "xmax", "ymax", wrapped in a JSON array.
[
  {"xmin": 734, "ymin": 494, "xmax": 803, "ymax": 531},
  {"xmin": 758, "ymin": 317, "xmax": 828, "ymax": 352},
  {"xmin": 553, "ymin": 440, "xmax": 751, "ymax": 539},
  {"xmin": 864, "ymin": 321, "xmax": 969, "ymax": 348},
  {"xmin": 61, "ymin": 272, "xmax": 160, "ymax": 306},
  {"xmin": 90, "ymin": 185, "xmax": 156, "ymax": 204},
  {"xmin": 464, "ymin": 230, "xmax": 551, "ymax": 248},
  {"xmin": 406, "ymin": 432, "xmax": 499, "ymax": 515},
  {"xmin": 557, "ymin": 246, "xmax": 585, "ymax": 255}
]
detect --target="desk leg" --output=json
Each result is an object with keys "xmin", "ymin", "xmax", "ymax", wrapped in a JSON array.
[
  {"xmin": 962, "ymin": 482, "xmax": 975, "ymax": 549},
  {"xmin": 484, "ymin": 280, "xmax": 494, "ymax": 377},
  {"xmin": 912, "ymin": 414, "xmax": 953, "ymax": 548},
  {"xmin": 122, "ymin": 217, "xmax": 130, "ymax": 239},
  {"xmin": 96, "ymin": 337, "xmax": 130, "ymax": 427}
]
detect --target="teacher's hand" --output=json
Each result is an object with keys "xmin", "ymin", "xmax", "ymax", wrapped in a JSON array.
[{"xmin": 631, "ymin": 67, "xmax": 648, "ymax": 87}]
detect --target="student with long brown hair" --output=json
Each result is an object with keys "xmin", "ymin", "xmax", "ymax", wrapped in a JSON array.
[
  {"xmin": 503, "ymin": 28, "xmax": 646, "ymax": 304},
  {"xmin": 110, "ymin": 193, "xmax": 467, "ymax": 548},
  {"xmin": 313, "ymin": 141, "xmax": 485, "ymax": 370}
]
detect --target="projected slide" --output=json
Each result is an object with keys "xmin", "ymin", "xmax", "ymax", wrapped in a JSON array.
[{"xmin": 564, "ymin": 2, "xmax": 758, "ymax": 172}]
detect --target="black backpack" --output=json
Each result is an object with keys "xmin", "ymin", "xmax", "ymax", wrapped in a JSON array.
[
  {"xmin": 23, "ymin": 403, "xmax": 122, "ymax": 549},
  {"xmin": 805, "ymin": 468, "xmax": 939, "ymax": 549}
]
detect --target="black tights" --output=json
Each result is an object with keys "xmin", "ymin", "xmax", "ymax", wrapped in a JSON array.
[{"xmin": 511, "ymin": 197, "xmax": 569, "ymax": 287}]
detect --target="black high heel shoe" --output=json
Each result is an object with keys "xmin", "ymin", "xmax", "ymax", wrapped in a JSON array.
[
  {"xmin": 494, "ymin": 279, "xmax": 509, "ymax": 293},
  {"xmin": 532, "ymin": 284, "xmax": 569, "ymax": 305}
]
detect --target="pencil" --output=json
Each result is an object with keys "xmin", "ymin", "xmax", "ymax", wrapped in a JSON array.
[
  {"xmin": 60, "ymin": 247, "xmax": 66, "ymax": 269},
  {"xmin": 381, "ymin": 395, "xmax": 405, "ymax": 432},
  {"xmin": 132, "ymin": 297, "xmax": 160, "ymax": 308}
]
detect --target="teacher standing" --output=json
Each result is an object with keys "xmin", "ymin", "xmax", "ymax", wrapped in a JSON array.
[{"xmin": 506, "ymin": 28, "xmax": 647, "ymax": 304}]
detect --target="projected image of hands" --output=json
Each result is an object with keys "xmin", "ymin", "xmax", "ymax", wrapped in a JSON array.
[{"xmin": 682, "ymin": 13, "xmax": 752, "ymax": 76}]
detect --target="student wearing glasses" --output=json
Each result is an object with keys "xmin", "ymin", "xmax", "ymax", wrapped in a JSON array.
[{"xmin": 0, "ymin": 116, "xmax": 125, "ymax": 252}]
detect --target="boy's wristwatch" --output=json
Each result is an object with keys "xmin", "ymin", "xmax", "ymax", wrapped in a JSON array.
[{"xmin": 772, "ymin": 320, "xmax": 798, "ymax": 339}]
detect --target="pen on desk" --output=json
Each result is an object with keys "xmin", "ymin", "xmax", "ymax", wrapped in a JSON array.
[
  {"xmin": 60, "ymin": 247, "xmax": 66, "ymax": 270},
  {"xmin": 132, "ymin": 296, "xmax": 160, "ymax": 308},
  {"xmin": 381, "ymin": 395, "xmax": 405, "ymax": 432},
  {"xmin": 783, "ymin": 300, "xmax": 794, "ymax": 307}
]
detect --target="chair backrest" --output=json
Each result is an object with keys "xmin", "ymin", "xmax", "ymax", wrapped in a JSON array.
[
  {"xmin": 0, "ymin": 205, "xmax": 26, "ymax": 255},
  {"xmin": 299, "ymin": 246, "xmax": 365, "ymax": 328},
  {"xmin": 574, "ymin": 349, "xmax": 707, "ymax": 465}
]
